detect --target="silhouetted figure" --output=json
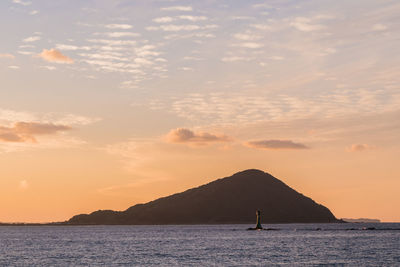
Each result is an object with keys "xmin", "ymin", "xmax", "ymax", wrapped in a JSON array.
[
  {"xmin": 247, "ymin": 210, "xmax": 263, "ymax": 230},
  {"xmin": 255, "ymin": 210, "xmax": 263, "ymax": 229}
]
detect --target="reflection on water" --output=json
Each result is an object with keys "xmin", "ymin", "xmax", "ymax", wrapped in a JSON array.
[{"xmin": 1, "ymin": 223, "xmax": 399, "ymax": 266}]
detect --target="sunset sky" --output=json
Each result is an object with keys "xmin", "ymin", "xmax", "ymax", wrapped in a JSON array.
[{"xmin": 1, "ymin": 0, "xmax": 399, "ymax": 223}]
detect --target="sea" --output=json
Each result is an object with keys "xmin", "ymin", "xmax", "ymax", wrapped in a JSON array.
[{"xmin": 0, "ymin": 223, "xmax": 399, "ymax": 266}]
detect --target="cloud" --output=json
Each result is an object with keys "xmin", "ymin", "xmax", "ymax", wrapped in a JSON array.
[
  {"xmin": 104, "ymin": 32, "xmax": 140, "ymax": 38},
  {"xmin": 252, "ymin": 3, "xmax": 272, "ymax": 9},
  {"xmin": 79, "ymin": 53, "xmax": 128, "ymax": 62},
  {"xmin": 372, "ymin": 24, "xmax": 387, "ymax": 31},
  {"xmin": 23, "ymin": 36, "xmax": 41, "ymax": 42},
  {"xmin": 0, "ymin": 108, "xmax": 99, "ymax": 126},
  {"xmin": 245, "ymin": 140, "xmax": 309, "ymax": 150},
  {"xmin": 178, "ymin": 15, "xmax": 207, "ymax": 22},
  {"xmin": 105, "ymin": 24, "xmax": 133, "ymax": 29},
  {"xmin": 0, "ymin": 122, "xmax": 71, "ymax": 143},
  {"xmin": 0, "ymin": 109, "xmax": 36, "ymax": 123},
  {"xmin": 151, "ymin": 85, "xmax": 400, "ymax": 126},
  {"xmin": 161, "ymin": 6, "xmax": 193, "ymax": 11},
  {"xmin": 40, "ymin": 66, "xmax": 57, "ymax": 71},
  {"xmin": 151, "ymin": 24, "xmax": 200, "ymax": 32},
  {"xmin": 55, "ymin": 44, "xmax": 91, "ymax": 51},
  {"xmin": 29, "ymin": 10, "xmax": 39, "ymax": 15},
  {"xmin": 233, "ymin": 33, "xmax": 262, "ymax": 41},
  {"xmin": 164, "ymin": 32, "xmax": 215, "ymax": 40},
  {"xmin": 250, "ymin": 24, "xmax": 273, "ymax": 30},
  {"xmin": 183, "ymin": 56, "xmax": 203, "ymax": 61},
  {"xmin": 166, "ymin": 128, "xmax": 230, "ymax": 145},
  {"xmin": 153, "ymin": 16, "xmax": 175, "ymax": 23},
  {"xmin": 14, "ymin": 122, "xmax": 71, "ymax": 134},
  {"xmin": 290, "ymin": 17, "xmax": 325, "ymax": 32},
  {"xmin": 231, "ymin": 16, "xmax": 255, "ymax": 21},
  {"xmin": 0, "ymin": 132, "xmax": 23, "ymax": 142},
  {"xmin": 12, "ymin": 0, "xmax": 31, "ymax": 6},
  {"xmin": 18, "ymin": 51, "xmax": 34, "ymax": 55},
  {"xmin": 38, "ymin": 49, "xmax": 74, "ymax": 64},
  {"xmin": 86, "ymin": 39, "xmax": 136, "ymax": 46},
  {"xmin": 8, "ymin": 65, "xmax": 20, "ymax": 70},
  {"xmin": 145, "ymin": 26, "xmax": 159, "ymax": 31},
  {"xmin": 233, "ymin": 42, "xmax": 264, "ymax": 49},
  {"xmin": 221, "ymin": 56, "xmax": 251, "ymax": 62},
  {"xmin": 347, "ymin": 144, "xmax": 372, "ymax": 152},
  {"xmin": 153, "ymin": 15, "xmax": 207, "ymax": 23},
  {"xmin": 269, "ymin": 56, "xmax": 285, "ymax": 60},
  {"xmin": 0, "ymin": 54, "xmax": 15, "ymax": 59}
]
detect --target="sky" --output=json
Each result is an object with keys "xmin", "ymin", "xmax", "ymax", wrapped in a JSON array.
[{"xmin": 1, "ymin": 0, "xmax": 399, "ymax": 223}]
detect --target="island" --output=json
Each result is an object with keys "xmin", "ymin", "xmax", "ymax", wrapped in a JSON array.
[{"xmin": 66, "ymin": 169, "xmax": 341, "ymax": 225}]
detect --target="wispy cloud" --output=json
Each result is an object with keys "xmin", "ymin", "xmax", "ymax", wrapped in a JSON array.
[
  {"xmin": 347, "ymin": 144, "xmax": 373, "ymax": 152},
  {"xmin": 22, "ymin": 36, "xmax": 41, "ymax": 42},
  {"xmin": 153, "ymin": 15, "xmax": 207, "ymax": 23},
  {"xmin": 233, "ymin": 33, "xmax": 262, "ymax": 41},
  {"xmin": 166, "ymin": 128, "xmax": 230, "ymax": 145},
  {"xmin": 372, "ymin": 24, "xmax": 387, "ymax": 31},
  {"xmin": 290, "ymin": 17, "xmax": 325, "ymax": 32},
  {"xmin": 178, "ymin": 15, "xmax": 207, "ymax": 22},
  {"xmin": 18, "ymin": 51, "xmax": 34, "ymax": 55},
  {"xmin": 0, "ymin": 109, "xmax": 36, "ymax": 123},
  {"xmin": 250, "ymin": 24, "xmax": 273, "ymax": 30},
  {"xmin": 12, "ymin": 0, "xmax": 31, "ymax": 6},
  {"xmin": 245, "ymin": 140, "xmax": 309, "ymax": 150},
  {"xmin": 164, "ymin": 32, "xmax": 215, "ymax": 40},
  {"xmin": 105, "ymin": 24, "xmax": 133, "ymax": 29},
  {"xmin": 40, "ymin": 65, "xmax": 57, "ymax": 71},
  {"xmin": 0, "ymin": 108, "xmax": 99, "ymax": 127},
  {"xmin": 86, "ymin": 39, "xmax": 136, "ymax": 46},
  {"xmin": 233, "ymin": 42, "xmax": 264, "ymax": 49},
  {"xmin": 0, "ymin": 122, "xmax": 71, "ymax": 143},
  {"xmin": 151, "ymin": 86, "xmax": 400, "ymax": 127},
  {"xmin": 183, "ymin": 56, "xmax": 203, "ymax": 61},
  {"xmin": 38, "ymin": 49, "xmax": 74, "ymax": 64},
  {"xmin": 153, "ymin": 16, "xmax": 175, "ymax": 23},
  {"xmin": 252, "ymin": 3, "xmax": 272, "ymax": 9},
  {"xmin": 147, "ymin": 24, "xmax": 200, "ymax": 32},
  {"xmin": 55, "ymin": 44, "xmax": 91, "ymax": 51},
  {"xmin": 77, "ymin": 35, "xmax": 166, "ymax": 88},
  {"xmin": 104, "ymin": 32, "xmax": 140, "ymax": 38},
  {"xmin": 0, "ymin": 54, "xmax": 15, "ymax": 59},
  {"xmin": 161, "ymin": 6, "xmax": 193, "ymax": 12},
  {"xmin": 269, "ymin": 56, "xmax": 285, "ymax": 60},
  {"xmin": 221, "ymin": 56, "xmax": 250, "ymax": 62}
]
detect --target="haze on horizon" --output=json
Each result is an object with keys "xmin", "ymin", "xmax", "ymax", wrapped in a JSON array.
[{"xmin": 0, "ymin": 0, "xmax": 399, "ymax": 223}]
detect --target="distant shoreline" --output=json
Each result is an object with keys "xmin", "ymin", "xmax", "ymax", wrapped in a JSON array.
[
  {"xmin": 2, "ymin": 221, "xmax": 394, "ymax": 227},
  {"xmin": 0, "ymin": 222, "xmax": 348, "ymax": 226},
  {"xmin": 342, "ymin": 218, "xmax": 381, "ymax": 223}
]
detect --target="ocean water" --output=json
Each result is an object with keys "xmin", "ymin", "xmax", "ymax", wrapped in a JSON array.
[{"xmin": 0, "ymin": 223, "xmax": 399, "ymax": 266}]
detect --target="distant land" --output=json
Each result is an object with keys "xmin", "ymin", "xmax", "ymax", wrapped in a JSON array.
[
  {"xmin": 66, "ymin": 169, "xmax": 342, "ymax": 225},
  {"xmin": 342, "ymin": 218, "xmax": 381, "ymax": 223}
]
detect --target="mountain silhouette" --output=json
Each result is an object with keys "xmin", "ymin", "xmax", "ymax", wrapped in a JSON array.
[{"xmin": 66, "ymin": 169, "xmax": 340, "ymax": 224}]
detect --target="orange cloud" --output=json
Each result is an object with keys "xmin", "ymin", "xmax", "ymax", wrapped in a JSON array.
[
  {"xmin": 245, "ymin": 139, "xmax": 309, "ymax": 150},
  {"xmin": 166, "ymin": 128, "xmax": 230, "ymax": 145},
  {"xmin": 0, "ymin": 122, "xmax": 71, "ymax": 143},
  {"xmin": 348, "ymin": 144, "xmax": 372, "ymax": 152},
  {"xmin": 38, "ymin": 49, "xmax": 74, "ymax": 64},
  {"xmin": 0, "ymin": 53, "xmax": 15, "ymax": 59}
]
